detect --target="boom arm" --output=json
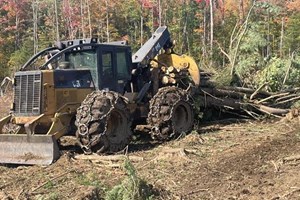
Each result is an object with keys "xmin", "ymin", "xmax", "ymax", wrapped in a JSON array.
[
  {"xmin": 132, "ymin": 26, "xmax": 200, "ymax": 88},
  {"xmin": 132, "ymin": 26, "xmax": 173, "ymax": 67}
]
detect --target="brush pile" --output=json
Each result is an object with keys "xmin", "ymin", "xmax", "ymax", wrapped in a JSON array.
[{"xmin": 196, "ymin": 71, "xmax": 300, "ymax": 119}]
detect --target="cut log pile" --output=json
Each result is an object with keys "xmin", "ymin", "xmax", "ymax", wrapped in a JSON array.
[{"xmin": 195, "ymin": 71, "xmax": 300, "ymax": 119}]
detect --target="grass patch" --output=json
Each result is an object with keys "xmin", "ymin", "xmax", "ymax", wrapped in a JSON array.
[
  {"xmin": 36, "ymin": 192, "xmax": 59, "ymax": 200},
  {"xmin": 105, "ymin": 158, "xmax": 154, "ymax": 200},
  {"xmin": 76, "ymin": 172, "xmax": 102, "ymax": 187},
  {"xmin": 295, "ymin": 131, "xmax": 300, "ymax": 140},
  {"xmin": 43, "ymin": 180, "xmax": 55, "ymax": 190}
]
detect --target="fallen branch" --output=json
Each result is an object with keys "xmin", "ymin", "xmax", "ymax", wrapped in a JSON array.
[
  {"xmin": 282, "ymin": 187, "xmax": 300, "ymax": 198},
  {"xmin": 16, "ymin": 188, "xmax": 24, "ymax": 200},
  {"xmin": 275, "ymin": 96, "xmax": 300, "ymax": 105},
  {"xmin": 275, "ymin": 93, "xmax": 298, "ymax": 102},
  {"xmin": 0, "ymin": 181, "xmax": 14, "ymax": 190},
  {"xmin": 184, "ymin": 188, "xmax": 209, "ymax": 197},
  {"xmin": 162, "ymin": 147, "xmax": 197, "ymax": 155},
  {"xmin": 257, "ymin": 92, "xmax": 289, "ymax": 104},
  {"xmin": 283, "ymin": 155, "xmax": 300, "ymax": 163},
  {"xmin": 250, "ymin": 83, "xmax": 267, "ymax": 100},
  {"xmin": 93, "ymin": 164, "xmax": 121, "ymax": 168},
  {"xmin": 31, "ymin": 171, "xmax": 70, "ymax": 193},
  {"xmin": 271, "ymin": 160, "xmax": 280, "ymax": 172},
  {"xmin": 221, "ymin": 86, "xmax": 271, "ymax": 97},
  {"xmin": 242, "ymin": 109, "xmax": 260, "ymax": 120},
  {"xmin": 74, "ymin": 154, "xmax": 144, "ymax": 162}
]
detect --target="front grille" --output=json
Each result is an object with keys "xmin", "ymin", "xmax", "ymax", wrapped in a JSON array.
[{"xmin": 14, "ymin": 71, "xmax": 42, "ymax": 115}]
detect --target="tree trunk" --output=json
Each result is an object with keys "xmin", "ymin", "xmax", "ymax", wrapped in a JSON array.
[
  {"xmin": 13, "ymin": 0, "xmax": 20, "ymax": 49},
  {"xmin": 54, "ymin": 0, "xmax": 60, "ymax": 41},
  {"xmin": 105, "ymin": 0, "xmax": 110, "ymax": 42},
  {"xmin": 140, "ymin": 5, "xmax": 143, "ymax": 46},
  {"xmin": 80, "ymin": 0, "xmax": 85, "ymax": 38},
  {"xmin": 202, "ymin": 8, "xmax": 207, "ymax": 58},
  {"xmin": 209, "ymin": 0, "xmax": 214, "ymax": 66},
  {"xmin": 87, "ymin": 0, "xmax": 92, "ymax": 37},
  {"xmin": 158, "ymin": 0, "xmax": 161, "ymax": 27},
  {"xmin": 279, "ymin": 17, "xmax": 284, "ymax": 58},
  {"xmin": 239, "ymin": 0, "xmax": 245, "ymax": 23},
  {"xmin": 32, "ymin": 0, "xmax": 38, "ymax": 54}
]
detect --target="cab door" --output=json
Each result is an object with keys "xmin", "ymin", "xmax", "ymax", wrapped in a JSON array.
[
  {"xmin": 115, "ymin": 48, "xmax": 131, "ymax": 93},
  {"xmin": 99, "ymin": 46, "xmax": 131, "ymax": 93},
  {"xmin": 100, "ymin": 46, "xmax": 116, "ymax": 90}
]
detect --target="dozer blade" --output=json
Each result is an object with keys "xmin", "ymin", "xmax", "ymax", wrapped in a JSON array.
[{"xmin": 0, "ymin": 135, "xmax": 60, "ymax": 165}]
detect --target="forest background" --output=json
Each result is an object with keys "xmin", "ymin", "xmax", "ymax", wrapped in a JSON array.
[{"xmin": 0, "ymin": 0, "xmax": 300, "ymax": 92}]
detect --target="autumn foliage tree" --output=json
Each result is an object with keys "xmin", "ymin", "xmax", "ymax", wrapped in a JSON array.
[{"xmin": 0, "ymin": 0, "xmax": 299, "ymax": 91}]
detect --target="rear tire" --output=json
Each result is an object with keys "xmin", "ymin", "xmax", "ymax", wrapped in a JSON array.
[
  {"xmin": 75, "ymin": 90, "xmax": 132, "ymax": 154},
  {"xmin": 147, "ymin": 87, "xmax": 194, "ymax": 140}
]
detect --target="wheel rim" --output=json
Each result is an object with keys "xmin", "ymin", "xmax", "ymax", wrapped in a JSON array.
[
  {"xmin": 106, "ymin": 109, "xmax": 129, "ymax": 144},
  {"xmin": 173, "ymin": 101, "xmax": 193, "ymax": 132}
]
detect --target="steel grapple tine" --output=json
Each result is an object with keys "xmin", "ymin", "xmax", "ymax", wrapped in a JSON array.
[{"xmin": 0, "ymin": 135, "xmax": 60, "ymax": 165}]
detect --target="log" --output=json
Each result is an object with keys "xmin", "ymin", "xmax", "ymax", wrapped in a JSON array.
[
  {"xmin": 167, "ymin": 66, "xmax": 174, "ymax": 72},
  {"xmin": 221, "ymin": 86, "xmax": 272, "ymax": 97},
  {"xmin": 200, "ymin": 87, "xmax": 246, "ymax": 99},
  {"xmin": 169, "ymin": 77, "xmax": 176, "ymax": 84},
  {"xmin": 256, "ymin": 104, "xmax": 289, "ymax": 115},
  {"xmin": 162, "ymin": 76, "xmax": 169, "ymax": 84},
  {"xmin": 169, "ymin": 73, "xmax": 176, "ymax": 78},
  {"xmin": 194, "ymin": 76, "xmax": 298, "ymax": 118},
  {"xmin": 198, "ymin": 95, "xmax": 244, "ymax": 110}
]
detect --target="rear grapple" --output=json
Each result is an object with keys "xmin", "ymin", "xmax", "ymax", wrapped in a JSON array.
[
  {"xmin": 147, "ymin": 86, "xmax": 194, "ymax": 140},
  {"xmin": 75, "ymin": 90, "xmax": 132, "ymax": 154}
]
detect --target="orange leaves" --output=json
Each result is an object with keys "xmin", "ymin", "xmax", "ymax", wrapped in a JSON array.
[
  {"xmin": 286, "ymin": 0, "xmax": 300, "ymax": 12},
  {"xmin": 194, "ymin": 28, "xmax": 204, "ymax": 34}
]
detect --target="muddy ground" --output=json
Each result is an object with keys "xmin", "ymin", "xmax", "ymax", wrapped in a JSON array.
[{"xmin": 1, "ymin": 95, "xmax": 300, "ymax": 200}]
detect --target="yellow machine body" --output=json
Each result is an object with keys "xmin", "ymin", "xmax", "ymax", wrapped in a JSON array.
[
  {"xmin": 0, "ymin": 69, "xmax": 93, "ymax": 165},
  {"xmin": 0, "ymin": 26, "xmax": 201, "ymax": 165}
]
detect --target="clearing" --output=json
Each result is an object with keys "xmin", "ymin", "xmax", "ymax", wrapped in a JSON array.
[{"xmin": 0, "ymin": 95, "xmax": 300, "ymax": 199}]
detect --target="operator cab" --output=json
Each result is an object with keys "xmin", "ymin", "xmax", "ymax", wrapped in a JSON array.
[{"xmin": 45, "ymin": 38, "xmax": 132, "ymax": 94}]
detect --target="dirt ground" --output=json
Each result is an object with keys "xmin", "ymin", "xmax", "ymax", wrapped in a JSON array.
[{"xmin": 1, "ymin": 95, "xmax": 300, "ymax": 200}]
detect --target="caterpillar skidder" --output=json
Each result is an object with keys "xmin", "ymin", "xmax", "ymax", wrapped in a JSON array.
[{"xmin": 0, "ymin": 26, "xmax": 200, "ymax": 165}]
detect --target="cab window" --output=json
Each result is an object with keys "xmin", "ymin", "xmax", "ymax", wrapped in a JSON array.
[
  {"xmin": 102, "ymin": 52, "xmax": 113, "ymax": 77},
  {"xmin": 65, "ymin": 50, "xmax": 98, "ymax": 85},
  {"xmin": 116, "ymin": 51, "xmax": 130, "ymax": 79}
]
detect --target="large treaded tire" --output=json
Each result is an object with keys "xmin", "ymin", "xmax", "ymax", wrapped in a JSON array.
[
  {"xmin": 75, "ymin": 90, "xmax": 132, "ymax": 154},
  {"xmin": 147, "ymin": 86, "xmax": 194, "ymax": 140}
]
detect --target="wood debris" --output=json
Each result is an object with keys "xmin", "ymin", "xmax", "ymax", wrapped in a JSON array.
[{"xmin": 196, "ymin": 73, "xmax": 300, "ymax": 119}]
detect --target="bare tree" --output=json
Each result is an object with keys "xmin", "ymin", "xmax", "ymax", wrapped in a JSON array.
[
  {"xmin": 105, "ymin": 0, "xmax": 110, "ymax": 42},
  {"xmin": 80, "ymin": 0, "xmax": 85, "ymax": 38},
  {"xmin": 32, "ymin": 0, "xmax": 38, "ymax": 54},
  {"xmin": 158, "ymin": 0, "xmax": 162, "ymax": 27},
  {"xmin": 87, "ymin": 0, "xmax": 92, "ymax": 37},
  {"xmin": 279, "ymin": 17, "xmax": 284, "ymax": 58},
  {"xmin": 209, "ymin": 0, "xmax": 214, "ymax": 65},
  {"xmin": 141, "ymin": 5, "xmax": 143, "ymax": 46},
  {"xmin": 54, "ymin": 0, "xmax": 59, "ymax": 41}
]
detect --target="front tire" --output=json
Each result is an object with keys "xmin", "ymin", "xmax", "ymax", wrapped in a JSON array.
[{"xmin": 75, "ymin": 90, "xmax": 132, "ymax": 154}]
